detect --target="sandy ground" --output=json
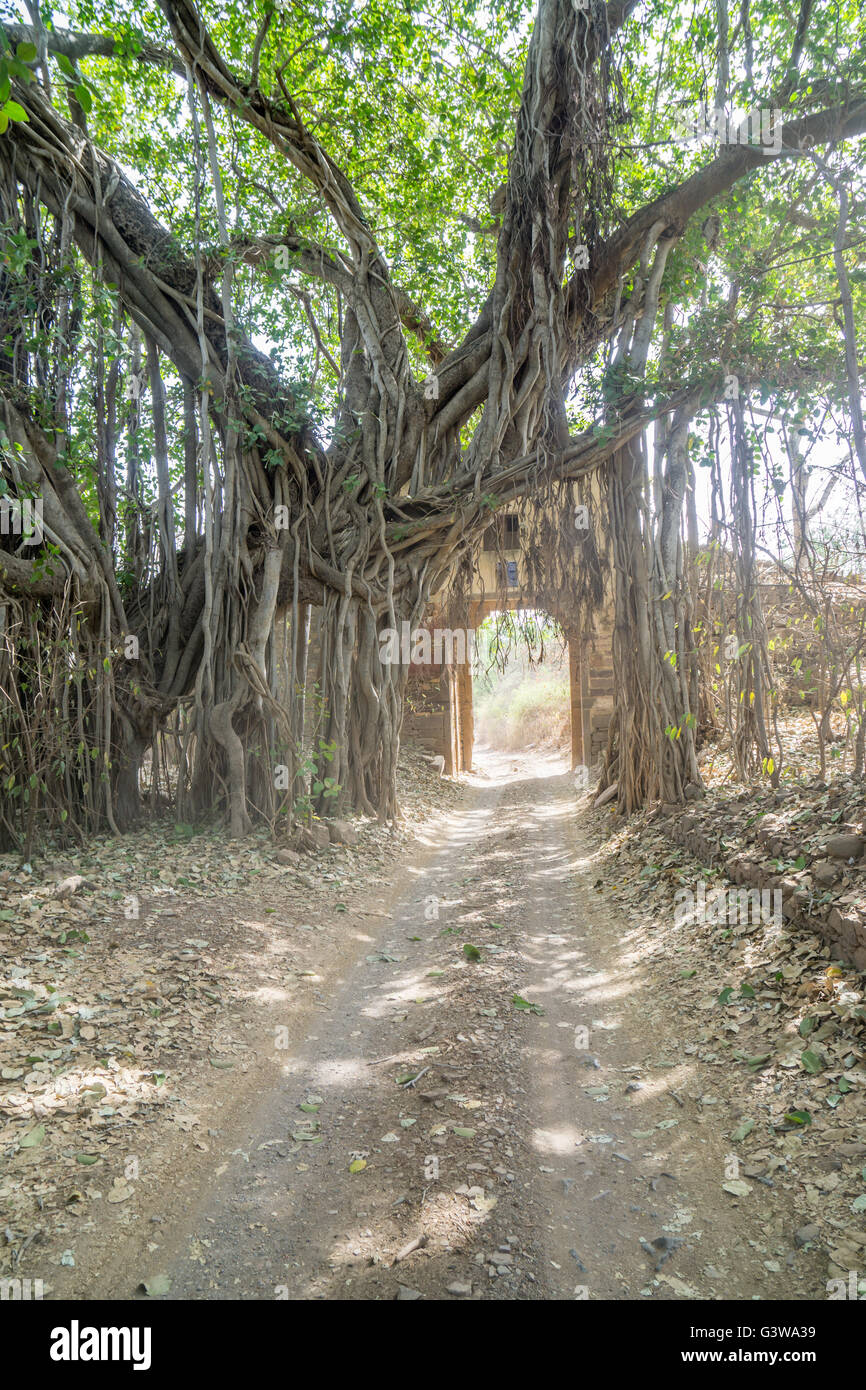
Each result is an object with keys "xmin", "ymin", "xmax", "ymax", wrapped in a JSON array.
[{"xmin": 26, "ymin": 746, "xmax": 840, "ymax": 1301}]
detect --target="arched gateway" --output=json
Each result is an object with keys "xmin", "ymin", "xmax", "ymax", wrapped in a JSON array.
[{"xmin": 401, "ymin": 512, "xmax": 615, "ymax": 777}]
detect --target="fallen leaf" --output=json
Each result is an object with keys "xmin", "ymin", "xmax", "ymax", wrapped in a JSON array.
[
  {"xmin": 138, "ymin": 1274, "xmax": 172, "ymax": 1296},
  {"xmin": 512, "ymin": 994, "xmax": 543, "ymax": 1015}
]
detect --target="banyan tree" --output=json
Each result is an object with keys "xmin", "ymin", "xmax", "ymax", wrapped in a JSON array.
[{"xmin": 0, "ymin": 0, "xmax": 863, "ymax": 846}]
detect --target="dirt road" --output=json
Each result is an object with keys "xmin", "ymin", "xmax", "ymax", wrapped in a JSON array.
[{"xmin": 61, "ymin": 749, "xmax": 828, "ymax": 1300}]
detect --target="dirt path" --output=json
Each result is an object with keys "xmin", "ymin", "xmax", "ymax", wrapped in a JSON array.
[{"xmin": 56, "ymin": 750, "xmax": 829, "ymax": 1301}]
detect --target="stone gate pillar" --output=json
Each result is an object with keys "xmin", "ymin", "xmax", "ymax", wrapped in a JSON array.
[
  {"xmin": 456, "ymin": 660, "xmax": 474, "ymax": 772},
  {"xmin": 568, "ymin": 636, "xmax": 585, "ymax": 770}
]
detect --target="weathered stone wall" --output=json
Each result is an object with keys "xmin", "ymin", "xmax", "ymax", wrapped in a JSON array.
[
  {"xmin": 402, "ymin": 666, "xmax": 454, "ymax": 769},
  {"xmin": 655, "ymin": 796, "xmax": 866, "ymax": 973},
  {"xmin": 582, "ymin": 610, "xmax": 615, "ymax": 769}
]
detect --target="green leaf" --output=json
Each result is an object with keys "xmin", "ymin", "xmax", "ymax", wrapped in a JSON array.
[
  {"xmin": 799, "ymin": 1015, "xmax": 816, "ymax": 1037},
  {"xmin": 745, "ymin": 1053, "xmax": 772, "ymax": 1072},
  {"xmin": 799, "ymin": 1049, "xmax": 824, "ymax": 1074},
  {"xmin": 5, "ymin": 100, "xmax": 29, "ymax": 123},
  {"xmin": 784, "ymin": 1109, "xmax": 812, "ymax": 1126},
  {"xmin": 73, "ymin": 84, "xmax": 93, "ymax": 114},
  {"xmin": 739, "ymin": 983, "xmax": 756, "ymax": 998},
  {"xmin": 462, "ymin": 943, "xmax": 481, "ymax": 962},
  {"xmin": 731, "ymin": 1118, "xmax": 754, "ymax": 1142},
  {"xmin": 15, "ymin": 42, "xmax": 38, "ymax": 62},
  {"xmin": 19, "ymin": 1123, "xmax": 45, "ymax": 1148},
  {"xmin": 511, "ymin": 994, "xmax": 544, "ymax": 1014},
  {"xmin": 718, "ymin": 986, "xmax": 734, "ymax": 1005}
]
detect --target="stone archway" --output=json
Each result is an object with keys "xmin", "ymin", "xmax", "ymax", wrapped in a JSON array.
[{"xmin": 402, "ymin": 599, "xmax": 615, "ymax": 779}]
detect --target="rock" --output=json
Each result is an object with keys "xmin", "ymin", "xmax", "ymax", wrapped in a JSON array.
[
  {"xmin": 395, "ymin": 1284, "xmax": 423, "ymax": 1300},
  {"xmin": 275, "ymin": 848, "xmax": 302, "ymax": 866},
  {"xmin": 53, "ymin": 874, "xmax": 86, "ymax": 899},
  {"xmin": 824, "ymin": 833, "xmax": 864, "ymax": 861},
  {"xmin": 296, "ymin": 824, "xmax": 330, "ymax": 854},
  {"xmin": 684, "ymin": 783, "xmax": 705, "ymax": 801},
  {"xmin": 326, "ymin": 819, "xmax": 359, "ymax": 847},
  {"xmin": 794, "ymin": 1223, "xmax": 820, "ymax": 1248},
  {"xmin": 446, "ymin": 1281, "xmax": 472, "ymax": 1296},
  {"xmin": 755, "ymin": 816, "xmax": 785, "ymax": 845},
  {"xmin": 813, "ymin": 860, "xmax": 841, "ymax": 887}
]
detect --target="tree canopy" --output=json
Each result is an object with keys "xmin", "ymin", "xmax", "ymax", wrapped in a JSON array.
[{"xmin": 0, "ymin": 0, "xmax": 864, "ymax": 848}]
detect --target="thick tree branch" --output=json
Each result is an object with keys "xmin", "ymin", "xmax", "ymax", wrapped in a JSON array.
[
  {"xmin": 157, "ymin": 0, "xmax": 382, "ymax": 265},
  {"xmin": 573, "ymin": 98, "xmax": 866, "ymax": 320},
  {"xmin": 2, "ymin": 20, "xmax": 186, "ymax": 77}
]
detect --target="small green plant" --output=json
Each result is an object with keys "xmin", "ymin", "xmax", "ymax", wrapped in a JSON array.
[{"xmin": 292, "ymin": 737, "xmax": 341, "ymax": 824}]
